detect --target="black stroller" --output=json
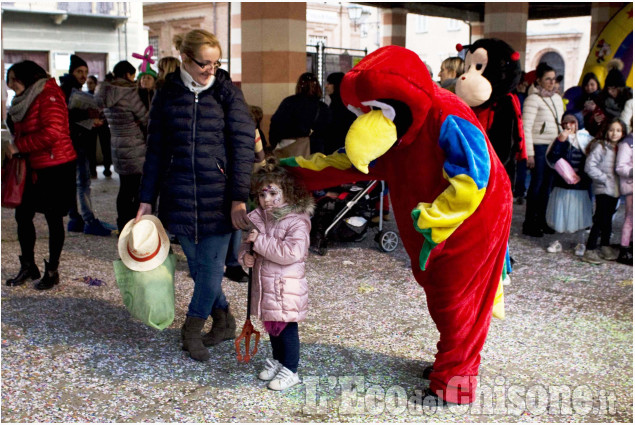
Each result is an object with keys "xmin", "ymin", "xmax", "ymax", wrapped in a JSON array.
[{"xmin": 310, "ymin": 180, "xmax": 399, "ymax": 255}]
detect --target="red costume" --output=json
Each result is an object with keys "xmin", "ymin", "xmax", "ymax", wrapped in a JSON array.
[{"xmin": 283, "ymin": 46, "xmax": 511, "ymax": 404}]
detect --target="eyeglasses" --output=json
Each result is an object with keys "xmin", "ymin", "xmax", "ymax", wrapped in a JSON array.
[{"xmin": 187, "ymin": 54, "xmax": 221, "ymax": 71}]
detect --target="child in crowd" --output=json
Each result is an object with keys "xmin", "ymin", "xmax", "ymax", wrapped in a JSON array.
[
  {"xmin": 239, "ymin": 158, "xmax": 314, "ymax": 391},
  {"xmin": 582, "ymin": 118, "xmax": 626, "ymax": 264},
  {"xmin": 615, "ymin": 120, "xmax": 633, "ymax": 265},
  {"xmin": 545, "ymin": 113, "xmax": 593, "ymax": 255}
]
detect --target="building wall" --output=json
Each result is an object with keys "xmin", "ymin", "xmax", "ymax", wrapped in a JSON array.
[
  {"xmin": 2, "ymin": 2, "xmax": 147, "ymax": 80},
  {"xmin": 405, "ymin": 14, "xmax": 471, "ymax": 81},
  {"xmin": 305, "ymin": 2, "xmax": 381, "ymax": 54},
  {"xmin": 143, "ymin": 2, "xmax": 230, "ymax": 66},
  {"xmin": 526, "ymin": 16, "xmax": 592, "ymax": 90}
]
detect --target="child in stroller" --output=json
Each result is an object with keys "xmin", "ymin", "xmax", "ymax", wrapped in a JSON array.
[{"xmin": 310, "ymin": 180, "xmax": 399, "ymax": 255}]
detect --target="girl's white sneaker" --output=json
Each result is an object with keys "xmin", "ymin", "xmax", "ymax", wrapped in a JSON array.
[
  {"xmin": 267, "ymin": 366, "xmax": 300, "ymax": 391},
  {"xmin": 547, "ymin": 240, "xmax": 562, "ymax": 253},
  {"xmin": 258, "ymin": 358, "xmax": 283, "ymax": 381}
]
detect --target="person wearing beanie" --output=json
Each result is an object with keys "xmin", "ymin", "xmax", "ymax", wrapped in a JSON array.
[
  {"xmin": 585, "ymin": 61, "xmax": 633, "ymax": 138},
  {"xmin": 59, "ymin": 54, "xmax": 114, "ymax": 237},
  {"xmin": 137, "ymin": 65, "xmax": 157, "ymax": 110}
]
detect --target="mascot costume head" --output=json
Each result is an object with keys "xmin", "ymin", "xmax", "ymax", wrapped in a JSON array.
[
  {"xmin": 283, "ymin": 46, "xmax": 512, "ymax": 405},
  {"xmin": 455, "ymin": 38, "xmax": 526, "ymax": 179}
]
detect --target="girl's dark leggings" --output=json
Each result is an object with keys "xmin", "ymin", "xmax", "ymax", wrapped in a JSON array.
[{"xmin": 270, "ymin": 322, "xmax": 299, "ymax": 373}]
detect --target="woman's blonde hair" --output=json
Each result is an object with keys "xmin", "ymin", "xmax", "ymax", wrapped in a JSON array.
[
  {"xmin": 173, "ymin": 29, "xmax": 222, "ymax": 59},
  {"xmin": 157, "ymin": 56, "xmax": 180, "ymax": 79},
  {"xmin": 441, "ymin": 57, "xmax": 464, "ymax": 78}
]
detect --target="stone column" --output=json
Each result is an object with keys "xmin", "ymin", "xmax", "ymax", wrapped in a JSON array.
[
  {"xmin": 470, "ymin": 22, "xmax": 484, "ymax": 43},
  {"xmin": 484, "ymin": 2, "xmax": 528, "ymax": 69},
  {"xmin": 230, "ymin": 2, "xmax": 242, "ymax": 83},
  {"xmin": 241, "ymin": 2, "xmax": 307, "ymax": 139},
  {"xmin": 381, "ymin": 8, "xmax": 407, "ymax": 47}
]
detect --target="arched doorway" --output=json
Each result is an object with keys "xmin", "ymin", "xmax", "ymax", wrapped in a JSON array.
[{"xmin": 538, "ymin": 51, "xmax": 565, "ymax": 89}]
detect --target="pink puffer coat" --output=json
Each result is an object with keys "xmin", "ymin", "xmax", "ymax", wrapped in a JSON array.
[{"xmin": 239, "ymin": 196, "xmax": 314, "ymax": 323}]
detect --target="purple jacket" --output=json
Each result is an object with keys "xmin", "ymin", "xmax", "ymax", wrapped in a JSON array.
[{"xmin": 239, "ymin": 197, "xmax": 314, "ymax": 323}]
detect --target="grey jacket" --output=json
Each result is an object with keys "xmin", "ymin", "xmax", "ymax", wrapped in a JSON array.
[
  {"xmin": 95, "ymin": 79, "xmax": 148, "ymax": 175},
  {"xmin": 585, "ymin": 141, "xmax": 620, "ymax": 197}
]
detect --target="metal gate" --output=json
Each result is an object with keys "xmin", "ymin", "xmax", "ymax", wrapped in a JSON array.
[{"xmin": 306, "ymin": 43, "xmax": 367, "ymax": 99}]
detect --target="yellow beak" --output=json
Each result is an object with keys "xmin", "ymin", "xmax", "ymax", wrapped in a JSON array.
[{"xmin": 344, "ymin": 110, "xmax": 398, "ymax": 174}]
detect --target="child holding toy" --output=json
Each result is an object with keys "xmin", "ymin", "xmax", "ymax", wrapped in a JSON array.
[
  {"xmin": 239, "ymin": 158, "xmax": 314, "ymax": 391},
  {"xmin": 545, "ymin": 112, "xmax": 593, "ymax": 255}
]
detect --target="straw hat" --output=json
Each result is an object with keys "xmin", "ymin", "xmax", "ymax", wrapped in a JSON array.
[{"xmin": 118, "ymin": 215, "xmax": 170, "ymax": 272}]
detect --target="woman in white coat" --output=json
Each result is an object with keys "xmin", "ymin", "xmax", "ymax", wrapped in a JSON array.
[{"xmin": 521, "ymin": 62, "xmax": 564, "ymax": 237}]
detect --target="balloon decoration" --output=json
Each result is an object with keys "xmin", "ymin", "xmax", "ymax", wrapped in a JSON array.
[{"xmin": 132, "ymin": 45, "xmax": 156, "ymax": 73}]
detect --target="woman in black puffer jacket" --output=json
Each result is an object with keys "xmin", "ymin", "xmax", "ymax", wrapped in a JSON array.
[{"xmin": 137, "ymin": 30, "xmax": 255, "ymax": 362}]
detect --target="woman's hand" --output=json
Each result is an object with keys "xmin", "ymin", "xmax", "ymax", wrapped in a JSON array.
[
  {"xmin": 135, "ymin": 203, "xmax": 152, "ymax": 223},
  {"xmin": 231, "ymin": 201, "xmax": 251, "ymax": 230},
  {"xmin": 527, "ymin": 156, "xmax": 535, "ymax": 169},
  {"xmin": 245, "ymin": 228, "xmax": 259, "ymax": 243},
  {"xmin": 243, "ymin": 253, "xmax": 255, "ymax": 268}
]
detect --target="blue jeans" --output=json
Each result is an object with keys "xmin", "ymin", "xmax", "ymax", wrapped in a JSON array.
[
  {"xmin": 179, "ymin": 233, "xmax": 232, "ymax": 319},
  {"xmin": 225, "ymin": 229, "xmax": 242, "ymax": 267},
  {"xmin": 69, "ymin": 145, "xmax": 96, "ymax": 223},
  {"xmin": 270, "ymin": 322, "xmax": 300, "ymax": 372},
  {"xmin": 523, "ymin": 144, "xmax": 553, "ymax": 229},
  {"xmin": 514, "ymin": 158, "xmax": 528, "ymax": 198}
]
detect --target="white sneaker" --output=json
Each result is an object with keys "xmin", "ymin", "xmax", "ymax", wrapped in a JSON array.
[
  {"xmin": 574, "ymin": 243, "xmax": 586, "ymax": 257},
  {"xmin": 547, "ymin": 240, "xmax": 562, "ymax": 253},
  {"xmin": 258, "ymin": 358, "xmax": 283, "ymax": 381},
  {"xmin": 267, "ymin": 366, "xmax": 300, "ymax": 391}
]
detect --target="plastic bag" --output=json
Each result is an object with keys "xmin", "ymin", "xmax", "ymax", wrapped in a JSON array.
[
  {"xmin": 113, "ymin": 253, "xmax": 176, "ymax": 330},
  {"xmin": 553, "ymin": 158, "xmax": 581, "ymax": 185}
]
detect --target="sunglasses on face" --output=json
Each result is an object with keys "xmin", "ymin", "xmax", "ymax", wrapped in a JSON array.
[{"xmin": 187, "ymin": 54, "xmax": 221, "ymax": 71}]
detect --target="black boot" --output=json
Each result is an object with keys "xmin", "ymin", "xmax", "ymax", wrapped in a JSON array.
[
  {"xmin": 617, "ymin": 247, "xmax": 633, "ymax": 266},
  {"xmin": 5, "ymin": 256, "xmax": 41, "ymax": 286},
  {"xmin": 34, "ymin": 260, "xmax": 59, "ymax": 290},
  {"xmin": 224, "ymin": 265, "xmax": 248, "ymax": 283}
]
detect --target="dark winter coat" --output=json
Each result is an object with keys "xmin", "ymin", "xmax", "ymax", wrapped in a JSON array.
[
  {"xmin": 326, "ymin": 94, "xmax": 356, "ymax": 155},
  {"xmin": 139, "ymin": 68, "xmax": 255, "ymax": 239},
  {"xmin": 59, "ymin": 74, "xmax": 98, "ymax": 148},
  {"xmin": 9, "ymin": 78, "xmax": 77, "ymax": 169},
  {"xmin": 95, "ymin": 78, "xmax": 148, "ymax": 175},
  {"xmin": 547, "ymin": 136, "xmax": 591, "ymax": 191},
  {"xmin": 269, "ymin": 94, "xmax": 331, "ymax": 154}
]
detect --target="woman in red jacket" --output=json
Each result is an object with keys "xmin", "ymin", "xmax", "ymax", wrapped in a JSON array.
[{"xmin": 5, "ymin": 61, "xmax": 77, "ymax": 290}]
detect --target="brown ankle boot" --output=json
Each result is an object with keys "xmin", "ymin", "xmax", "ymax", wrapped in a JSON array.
[
  {"xmin": 181, "ymin": 316, "xmax": 210, "ymax": 361},
  {"xmin": 202, "ymin": 306, "xmax": 237, "ymax": 347}
]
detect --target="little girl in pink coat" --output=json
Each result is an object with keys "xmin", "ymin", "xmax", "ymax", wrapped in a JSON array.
[{"xmin": 239, "ymin": 158, "xmax": 314, "ymax": 391}]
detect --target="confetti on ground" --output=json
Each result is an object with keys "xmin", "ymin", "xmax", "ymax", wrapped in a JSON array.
[{"xmin": 1, "ymin": 172, "xmax": 632, "ymax": 422}]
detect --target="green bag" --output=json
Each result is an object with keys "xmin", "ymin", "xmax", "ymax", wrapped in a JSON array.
[{"xmin": 113, "ymin": 253, "xmax": 176, "ymax": 330}]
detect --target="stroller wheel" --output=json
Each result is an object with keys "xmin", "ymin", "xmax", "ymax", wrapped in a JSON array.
[{"xmin": 378, "ymin": 230, "xmax": 399, "ymax": 252}]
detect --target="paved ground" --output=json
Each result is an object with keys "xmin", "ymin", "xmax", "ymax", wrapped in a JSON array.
[{"xmin": 1, "ymin": 169, "xmax": 633, "ymax": 422}]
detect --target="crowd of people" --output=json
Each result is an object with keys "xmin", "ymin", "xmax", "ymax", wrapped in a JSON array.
[{"xmin": 3, "ymin": 31, "xmax": 633, "ymax": 393}]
